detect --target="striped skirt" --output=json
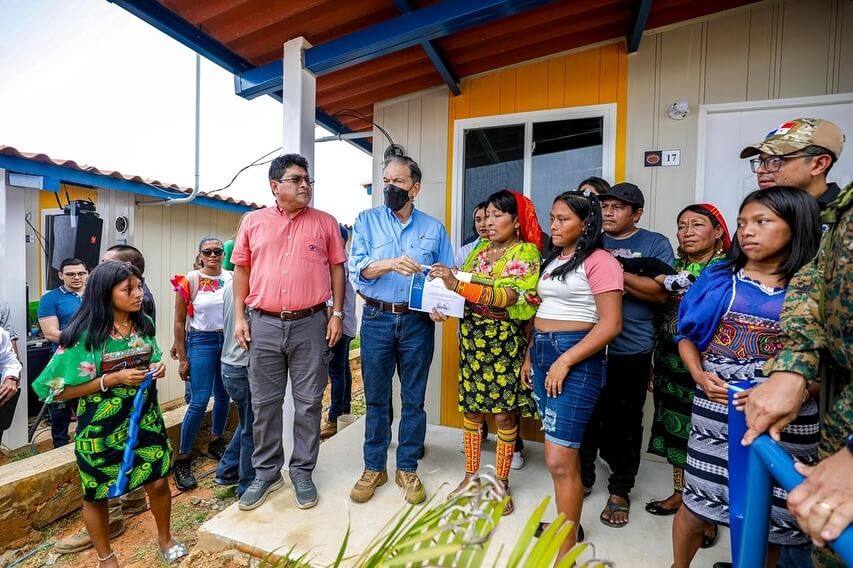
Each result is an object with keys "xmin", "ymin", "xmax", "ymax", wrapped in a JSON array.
[{"xmin": 682, "ymin": 354, "xmax": 820, "ymax": 546}]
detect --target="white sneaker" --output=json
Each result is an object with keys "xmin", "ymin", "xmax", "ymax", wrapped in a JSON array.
[{"xmin": 511, "ymin": 450, "xmax": 525, "ymax": 470}]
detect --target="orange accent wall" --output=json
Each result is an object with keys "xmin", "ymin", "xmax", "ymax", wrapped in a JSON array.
[{"xmin": 440, "ymin": 43, "xmax": 628, "ymax": 438}]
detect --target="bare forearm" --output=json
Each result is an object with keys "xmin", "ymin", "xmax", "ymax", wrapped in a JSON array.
[
  {"xmin": 361, "ymin": 259, "xmax": 392, "ymax": 280},
  {"xmin": 623, "ymin": 273, "xmax": 668, "ymax": 304},
  {"xmin": 55, "ymin": 379, "xmax": 101, "ymax": 401},
  {"xmin": 173, "ymin": 323, "xmax": 187, "ymax": 358},
  {"xmin": 330, "ymin": 264, "xmax": 345, "ymax": 312},
  {"xmin": 678, "ymin": 339, "xmax": 704, "ymax": 379},
  {"xmin": 233, "ymin": 265, "xmax": 250, "ymax": 320}
]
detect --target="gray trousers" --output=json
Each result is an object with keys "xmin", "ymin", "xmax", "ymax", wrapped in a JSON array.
[{"xmin": 248, "ymin": 310, "xmax": 331, "ymax": 482}]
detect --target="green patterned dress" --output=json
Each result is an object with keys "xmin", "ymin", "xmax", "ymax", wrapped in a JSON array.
[
  {"xmin": 33, "ymin": 332, "xmax": 172, "ymax": 502},
  {"xmin": 648, "ymin": 256, "xmax": 724, "ymax": 467},
  {"xmin": 458, "ymin": 241, "xmax": 540, "ymax": 415}
]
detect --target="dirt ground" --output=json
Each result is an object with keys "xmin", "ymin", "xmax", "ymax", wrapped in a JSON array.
[{"xmin": 4, "ymin": 361, "xmax": 364, "ymax": 568}]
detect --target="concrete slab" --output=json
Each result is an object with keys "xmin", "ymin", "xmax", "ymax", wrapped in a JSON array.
[{"xmin": 198, "ymin": 419, "xmax": 732, "ymax": 566}]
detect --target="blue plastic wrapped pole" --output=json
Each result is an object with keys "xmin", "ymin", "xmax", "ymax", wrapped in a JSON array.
[
  {"xmin": 727, "ymin": 380, "xmax": 755, "ymax": 563},
  {"xmin": 108, "ymin": 370, "xmax": 156, "ymax": 499}
]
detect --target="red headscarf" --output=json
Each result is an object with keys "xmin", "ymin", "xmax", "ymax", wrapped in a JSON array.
[
  {"xmin": 697, "ymin": 203, "xmax": 732, "ymax": 251},
  {"xmin": 509, "ymin": 190, "xmax": 543, "ymax": 251}
]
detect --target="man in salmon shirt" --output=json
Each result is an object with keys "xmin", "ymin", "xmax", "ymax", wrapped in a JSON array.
[{"xmin": 231, "ymin": 153, "xmax": 346, "ymax": 512}]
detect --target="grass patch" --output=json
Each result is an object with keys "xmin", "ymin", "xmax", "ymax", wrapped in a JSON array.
[
  {"xmin": 213, "ymin": 485, "xmax": 237, "ymax": 501},
  {"xmin": 171, "ymin": 503, "xmax": 209, "ymax": 533},
  {"xmin": 349, "ymin": 336, "xmax": 360, "ymax": 351},
  {"xmin": 129, "ymin": 542, "xmax": 156, "ymax": 563}
]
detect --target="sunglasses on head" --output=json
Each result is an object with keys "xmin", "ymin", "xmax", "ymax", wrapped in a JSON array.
[{"xmin": 200, "ymin": 248, "xmax": 224, "ymax": 257}]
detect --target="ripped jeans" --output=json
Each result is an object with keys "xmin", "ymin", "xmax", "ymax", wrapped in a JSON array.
[{"xmin": 530, "ymin": 329, "xmax": 606, "ymax": 449}]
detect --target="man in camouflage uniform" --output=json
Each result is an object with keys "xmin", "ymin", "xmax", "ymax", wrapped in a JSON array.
[
  {"xmin": 742, "ymin": 182, "xmax": 853, "ymax": 567},
  {"xmin": 740, "ymin": 117, "xmax": 845, "ymax": 210}
]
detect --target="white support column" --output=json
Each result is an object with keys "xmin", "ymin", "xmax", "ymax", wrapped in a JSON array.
[{"xmin": 282, "ymin": 37, "xmax": 316, "ymax": 171}]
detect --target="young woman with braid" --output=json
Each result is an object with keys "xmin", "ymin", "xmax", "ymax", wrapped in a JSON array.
[
  {"xmin": 429, "ymin": 189, "xmax": 542, "ymax": 515},
  {"xmin": 520, "ymin": 191, "xmax": 623, "ymax": 559}
]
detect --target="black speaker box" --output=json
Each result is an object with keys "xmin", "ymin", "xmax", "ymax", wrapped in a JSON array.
[{"xmin": 46, "ymin": 213, "xmax": 103, "ymax": 289}]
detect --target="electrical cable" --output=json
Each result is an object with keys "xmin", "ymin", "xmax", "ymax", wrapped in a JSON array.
[
  {"xmin": 25, "ymin": 217, "xmax": 49, "ymax": 261},
  {"xmin": 330, "ymin": 109, "xmax": 395, "ymax": 147},
  {"xmin": 204, "ymin": 147, "xmax": 282, "ymax": 195}
]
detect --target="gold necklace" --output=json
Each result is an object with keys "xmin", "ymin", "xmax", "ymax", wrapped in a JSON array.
[{"xmin": 487, "ymin": 239, "xmax": 518, "ymax": 257}]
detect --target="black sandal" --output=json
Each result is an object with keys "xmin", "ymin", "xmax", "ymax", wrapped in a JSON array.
[
  {"xmin": 600, "ymin": 495, "xmax": 630, "ymax": 528},
  {"xmin": 534, "ymin": 522, "xmax": 584, "ymax": 541},
  {"xmin": 644, "ymin": 499, "xmax": 679, "ymax": 516}
]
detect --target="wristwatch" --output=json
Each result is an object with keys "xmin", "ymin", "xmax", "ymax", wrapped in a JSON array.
[
  {"xmin": 847, "ymin": 432, "xmax": 853, "ymax": 456},
  {"xmin": 331, "ymin": 311, "xmax": 345, "ymax": 320}
]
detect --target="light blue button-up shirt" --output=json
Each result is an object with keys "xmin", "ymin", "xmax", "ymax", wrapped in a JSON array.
[{"xmin": 349, "ymin": 206, "xmax": 454, "ymax": 304}]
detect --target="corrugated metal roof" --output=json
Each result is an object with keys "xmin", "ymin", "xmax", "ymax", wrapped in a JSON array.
[
  {"xmin": 0, "ymin": 145, "xmax": 263, "ymax": 210},
  {"xmin": 152, "ymin": 0, "xmax": 761, "ymax": 133}
]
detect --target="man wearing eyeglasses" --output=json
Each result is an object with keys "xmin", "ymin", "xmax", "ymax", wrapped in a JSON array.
[
  {"xmin": 231, "ymin": 153, "xmax": 346, "ymax": 512},
  {"xmin": 37, "ymin": 257, "xmax": 88, "ymax": 448},
  {"xmin": 741, "ymin": 118, "xmax": 845, "ymax": 210}
]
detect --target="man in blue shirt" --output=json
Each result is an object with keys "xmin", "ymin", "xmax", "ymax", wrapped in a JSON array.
[
  {"xmin": 37, "ymin": 257, "xmax": 88, "ymax": 448},
  {"xmin": 348, "ymin": 154, "xmax": 453, "ymax": 505},
  {"xmin": 579, "ymin": 183, "xmax": 675, "ymax": 528}
]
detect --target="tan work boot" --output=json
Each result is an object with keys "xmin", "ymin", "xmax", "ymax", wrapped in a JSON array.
[
  {"xmin": 319, "ymin": 421, "xmax": 338, "ymax": 439},
  {"xmin": 350, "ymin": 469, "xmax": 388, "ymax": 503},
  {"xmin": 54, "ymin": 519, "xmax": 125, "ymax": 554},
  {"xmin": 395, "ymin": 470, "xmax": 426, "ymax": 504}
]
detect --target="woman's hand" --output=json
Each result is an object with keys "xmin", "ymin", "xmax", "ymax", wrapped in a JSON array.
[
  {"xmin": 429, "ymin": 264, "xmax": 458, "ymax": 290},
  {"xmin": 429, "ymin": 308, "xmax": 448, "ymax": 322},
  {"xmin": 170, "ymin": 344, "xmax": 180, "ymax": 360},
  {"xmin": 545, "ymin": 356, "xmax": 571, "ymax": 397},
  {"xmin": 520, "ymin": 349, "xmax": 533, "ymax": 390},
  {"xmin": 694, "ymin": 371, "xmax": 729, "ymax": 405},
  {"xmin": 113, "ymin": 368, "xmax": 149, "ymax": 388},
  {"xmin": 149, "ymin": 362, "xmax": 167, "ymax": 380},
  {"xmin": 178, "ymin": 359, "xmax": 190, "ymax": 381}
]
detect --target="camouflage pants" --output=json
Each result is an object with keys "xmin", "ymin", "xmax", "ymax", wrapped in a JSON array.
[{"xmin": 812, "ymin": 380, "xmax": 852, "ymax": 568}]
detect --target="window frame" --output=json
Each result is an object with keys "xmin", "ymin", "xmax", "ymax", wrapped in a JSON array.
[{"xmin": 451, "ymin": 103, "xmax": 616, "ymax": 248}]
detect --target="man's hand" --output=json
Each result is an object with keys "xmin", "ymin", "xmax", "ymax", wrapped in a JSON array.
[
  {"xmin": 0, "ymin": 377, "xmax": 18, "ymax": 405},
  {"xmin": 326, "ymin": 315, "xmax": 342, "ymax": 347},
  {"xmin": 694, "ymin": 371, "xmax": 729, "ymax": 405},
  {"xmin": 388, "ymin": 255, "xmax": 422, "ymax": 276},
  {"xmin": 429, "ymin": 307, "xmax": 448, "ymax": 323},
  {"xmin": 740, "ymin": 371, "xmax": 804, "ymax": 446},
  {"xmin": 234, "ymin": 316, "xmax": 251, "ymax": 350},
  {"xmin": 788, "ymin": 449, "xmax": 853, "ymax": 546}
]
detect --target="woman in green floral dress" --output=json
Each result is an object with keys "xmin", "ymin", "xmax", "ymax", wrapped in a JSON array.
[
  {"xmin": 33, "ymin": 261, "xmax": 186, "ymax": 567},
  {"xmin": 645, "ymin": 204, "xmax": 730, "ymax": 527},
  {"xmin": 430, "ymin": 189, "xmax": 541, "ymax": 514}
]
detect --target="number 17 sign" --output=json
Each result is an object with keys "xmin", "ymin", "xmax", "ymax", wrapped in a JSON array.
[{"xmin": 644, "ymin": 149, "xmax": 681, "ymax": 167}]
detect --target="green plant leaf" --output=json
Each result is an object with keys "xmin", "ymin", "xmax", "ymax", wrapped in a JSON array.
[
  {"xmin": 555, "ymin": 542, "xmax": 590, "ymax": 568},
  {"xmin": 381, "ymin": 543, "xmax": 463, "ymax": 566},
  {"xmin": 506, "ymin": 496, "xmax": 549, "ymax": 568},
  {"xmin": 329, "ymin": 524, "xmax": 350, "ymax": 568}
]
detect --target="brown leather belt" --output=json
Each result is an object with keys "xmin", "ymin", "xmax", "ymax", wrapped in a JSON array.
[
  {"xmin": 467, "ymin": 303, "xmax": 509, "ymax": 321},
  {"xmin": 360, "ymin": 295, "xmax": 410, "ymax": 314},
  {"xmin": 256, "ymin": 303, "xmax": 326, "ymax": 321}
]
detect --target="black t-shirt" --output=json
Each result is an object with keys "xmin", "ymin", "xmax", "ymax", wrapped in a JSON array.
[
  {"xmin": 142, "ymin": 282, "xmax": 156, "ymax": 325},
  {"xmin": 818, "ymin": 182, "xmax": 841, "ymax": 210}
]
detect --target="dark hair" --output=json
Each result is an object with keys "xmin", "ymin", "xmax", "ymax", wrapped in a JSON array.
[
  {"xmin": 799, "ymin": 144, "xmax": 836, "ymax": 174},
  {"xmin": 676, "ymin": 204, "xmax": 725, "ymax": 259},
  {"xmin": 473, "ymin": 201, "xmax": 488, "ymax": 216},
  {"xmin": 60, "ymin": 258, "xmax": 86, "ymax": 272},
  {"xmin": 485, "ymin": 189, "xmax": 518, "ymax": 218},
  {"xmin": 269, "ymin": 154, "xmax": 310, "ymax": 181},
  {"xmin": 60, "ymin": 262, "xmax": 155, "ymax": 351},
  {"xmin": 542, "ymin": 191, "xmax": 604, "ymax": 280},
  {"xmin": 577, "ymin": 176, "xmax": 611, "ymax": 195},
  {"xmin": 383, "ymin": 155, "xmax": 422, "ymax": 184},
  {"xmin": 198, "ymin": 235, "xmax": 223, "ymax": 251},
  {"xmin": 726, "ymin": 186, "xmax": 820, "ymax": 283},
  {"xmin": 105, "ymin": 244, "xmax": 145, "ymax": 274}
]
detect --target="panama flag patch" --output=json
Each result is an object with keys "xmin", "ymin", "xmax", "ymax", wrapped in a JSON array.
[{"xmin": 771, "ymin": 121, "xmax": 798, "ymax": 136}]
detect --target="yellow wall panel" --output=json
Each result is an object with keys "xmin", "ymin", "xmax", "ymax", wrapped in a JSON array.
[
  {"xmin": 514, "ymin": 61, "xmax": 549, "ymax": 112},
  {"xmin": 499, "ymin": 68, "xmax": 517, "ymax": 114},
  {"xmin": 598, "ymin": 43, "xmax": 621, "ymax": 104},
  {"xmin": 469, "ymin": 73, "xmax": 502, "ymax": 117},
  {"xmin": 546, "ymin": 58, "xmax": 566, "ymax": 109},
  {"xmin": 564, "ymin": 50, "xmax": 600, "ymax": 107}
]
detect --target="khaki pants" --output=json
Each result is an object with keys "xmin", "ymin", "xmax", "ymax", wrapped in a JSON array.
[{"xmin": 107, "ymin": 486, "xmax": 147, "ymax": 523}]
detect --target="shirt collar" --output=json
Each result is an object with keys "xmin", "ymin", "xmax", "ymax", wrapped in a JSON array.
[
  {"xmin": 59, "ymin": 286, "xmax": 81, "ymax": 296},
  {"xmin": 274, "ymin": 204, "xmax": 310, "ymax": 219}
]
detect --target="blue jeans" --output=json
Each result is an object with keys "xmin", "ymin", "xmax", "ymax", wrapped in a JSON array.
[
  {"xmin": 216, "ymin": 363, "xmax": 255, "ymax": 497},
  {"xmin": 328, "ymin": 335, "xmax": 353, "ymax": 422},
  {"xmin": 48, "ymin": 401, "xmax": 73, "ymax": 448},
  {"xmin": 778, "ymin": 544, "xmax": 814, "ymax": 568},
  {"xmin": 531, "ymin": 330, "xmax": 606, "ymax": 449},
  {"xmin": 179, "ymin": 330, "xmax": 230, "ymax": 455},
  {"xmin": 360, "ymin": 306, "xmax": 434, "ymax": 472}
]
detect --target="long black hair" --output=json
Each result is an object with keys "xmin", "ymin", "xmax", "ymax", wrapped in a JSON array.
[
  {"xmin": 485, "ymin": 189, "xmax": 518, "ymax": 218},
  {"xmin": 60, "ymin": 261, "xmax": 155, "ymax": 351},
  {"xmin": 727, "ymin": 186, "xmax": 820, "ymax": 283},
  {"xmin": 542, "ymin": 191, "xmax": 604, "ymax": 280},
  {"xmin": 577, "ymin": 176, "xmax": 610, "ymax": 195}
]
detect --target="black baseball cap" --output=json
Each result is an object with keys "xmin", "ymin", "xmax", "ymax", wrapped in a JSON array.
[{"xmin": 599, "ymin": 182, "xmax": 644, "ymax": 208}]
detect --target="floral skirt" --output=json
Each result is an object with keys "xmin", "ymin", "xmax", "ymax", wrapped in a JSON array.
[{"xmin": 458, "ymin": 308, "xmax": 535, "ymax": 416}]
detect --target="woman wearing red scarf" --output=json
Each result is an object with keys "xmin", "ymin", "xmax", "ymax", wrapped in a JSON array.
[{"xmin": 430, "ymin": 189, "xmax": 541, "ymax": 515}]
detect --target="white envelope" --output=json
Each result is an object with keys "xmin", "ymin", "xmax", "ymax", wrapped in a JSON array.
[{"xmin": 408, "ymin": 270, "xmax": 465, "ymax": 318}]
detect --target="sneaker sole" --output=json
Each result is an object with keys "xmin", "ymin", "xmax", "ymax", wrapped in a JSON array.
[
  {"xmin": 238, "ymin": 477, "xmax": 284, "ymax": 511},
  {"xmin": 293, "ymin": 494, "xmax": 319, "ymax": 510},
  {"xmin": 350, "ymin": 474, "xmax": 388, "ymax": 503}
]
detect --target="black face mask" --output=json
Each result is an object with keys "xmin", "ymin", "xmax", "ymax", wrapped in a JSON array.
[{"xmin": 383, "ymin": 184, "xmax": 411, "ymax": 212}]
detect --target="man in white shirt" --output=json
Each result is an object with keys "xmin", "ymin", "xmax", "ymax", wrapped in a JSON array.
[{"xmin": 0, "ymin": 326, "xmax": 22, "ymax": 447}]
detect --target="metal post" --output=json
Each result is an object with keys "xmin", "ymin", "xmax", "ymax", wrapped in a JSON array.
[
  {"xmin": 282, "ymin": 37, "xmax": 316, "ymax": 171},
  {"xmin": 727, "ymin": 380, "xmax": 754, "ymax": 563}
]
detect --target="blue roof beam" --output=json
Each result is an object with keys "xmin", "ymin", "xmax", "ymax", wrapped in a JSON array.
[
  {"xmin": 233, "ymin": 0, "xmax": 553, "ymax": 99},
  {"xmin": 626, "ymin": 0, "xmax": 653, "ymax": 54},
  {"xmin": 393, "ymin": 0, "xmax": 461, "ymax": 96}
]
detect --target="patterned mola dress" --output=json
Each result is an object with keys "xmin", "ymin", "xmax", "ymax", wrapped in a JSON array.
[{"xmin": 37, "ymin": 332, "xmax": 171, "ymax": 501}]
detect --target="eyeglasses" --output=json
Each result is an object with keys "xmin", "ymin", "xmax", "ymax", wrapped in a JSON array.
[
  {"xmin": 63, "ymin": 271, "xmax": 88, "ymax": 278},
  {"xmin": 276, "ymin": 176, "xmax": 315, "ymax": 186},
  {"xmin": 200, "ymin": 248, "xmax": 224, "ymax": 257},
  {"xmin": 749, "ymin": 154, "xmax": 810, "ymax": 173}
]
